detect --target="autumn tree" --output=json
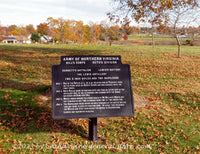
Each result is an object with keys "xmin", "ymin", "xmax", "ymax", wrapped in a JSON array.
[
  {"xmin": 18, "ymin": 26, "xmax": 28, "ymax": 37},
  {"xmin": 108, "ymin": 0, "xmax": 170, "ymax": 48},
  {"xmin": 57, "ymin": 18, "xmax": 65, "ymax": 43},
  {"xmin": 83, "ymin": 25, "xmax": 92, "ymax": 43},
  {"xmin": 58, "ymin": 18, "xmax": 70, "ymax": 44},
  {"xmin": 166, "ymin": 1, "xmax": 200, "ymax": 57},
  {"xmin": 107, "ymin": 25, "xmax": 123, "ymax": 45},
  {"xmin": 7, "ymin": 25, "xmax": 17, "ymax": 35},
  {"xmin": 26, "ymin": 24, "xmax": 35, "ymax": 35},
  {"xmin": 75, "ymin": 21, "xmax": 84, "ymax": 44},
  {"xmin": 157, "ymin": 25, "xmax": 168, "ymax": 35},
  {"xmin": 47, "ymin": 17, "xmax": 89, "ymax": 44},
  {"xmin": 37, "ymin": 23, "xmax": 49, "ymax": 36},
  {"xmin": 99, "ymin": 21, "xmax": 109, "ymax": 42},
  {"xmin": 69, "ymin": 20, "xmax": 78, "ymax": 43},
  {"xmin": 100, "ymin": 21, "xmax": 123, "ymax": 45},
  {"xmin": 47, "ymin": 17, "xmax": 59, "ymax": 43},
  {"xmin": 0, "ymin": 26, "xmax": 7, "ymax": 41},
  {"xmin": 90, "ymin": 22, "xmax": 101, "ymax": 43},
  {"xmin": 10, "ymin": 29, "xmax": 19, "ymax": 36},
  {"xmin": 49, "ymin": 18, "xmax": 72, "ymax": 44},
  {"xmin": 122, "ymin": 22, "xmax": 134, "ymax": 35},
  {"xmin": 6, "ymin": 25, "xmax": 20, "ymax": 36},
  {"xmin": 108, "ymin": 0, "xmax": 200, "ymax": 57}
]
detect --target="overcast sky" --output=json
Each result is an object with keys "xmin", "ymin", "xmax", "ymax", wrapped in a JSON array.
[{"xmin": 0, "ymin": 0, "xmax": 112, "ymax": 27}]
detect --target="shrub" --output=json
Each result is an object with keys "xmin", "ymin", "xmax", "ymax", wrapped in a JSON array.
[
  {"xmin": 123, "ymin": 34, "xmax": 128, "ymax": 40},
  {"xmin": 30, "ymin": 33, "xmax": 40, "ymax": 43},
  {"xmin": 186, "ymin": 39, "xmax": 191, "ymax": 45}
]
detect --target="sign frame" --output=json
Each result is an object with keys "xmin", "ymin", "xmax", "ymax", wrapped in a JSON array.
[{"xmin": 52, "ymin": 55, "xmax": 134, "ymax": 119}]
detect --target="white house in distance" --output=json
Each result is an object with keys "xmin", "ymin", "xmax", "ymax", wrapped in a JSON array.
[
  {"xmin": 2, "ymin": 35, "xmax": 31, "ymax": 44},
  {"xmin": 2, "ymin": 36, "xmax": 18, "ymax": 44},
  {"xmin": 41, "ymin": 35, "xmax": 52, "ymax": 43},
  {"xmin": 2, "ymin": 35, "xmax": 52, "ymax": 44},
  {"xmin": 18, "ymin": 35, "xmax": 32, "ymax": 44}
]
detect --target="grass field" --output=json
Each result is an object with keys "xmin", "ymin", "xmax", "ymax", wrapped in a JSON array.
[{"xmin": 0, "ymin": 43, "xmax": 200, "ymax": 153}]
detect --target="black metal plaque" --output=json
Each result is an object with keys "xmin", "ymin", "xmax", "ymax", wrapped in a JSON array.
[{"xmin": 52, "ymin": 55, "xmax": 134, "ymax": 119}]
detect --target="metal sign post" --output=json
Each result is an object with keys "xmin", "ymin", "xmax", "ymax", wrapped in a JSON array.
[{"xmin": 88, "ymin": 118, "xmax": 99, "ymax": 142}]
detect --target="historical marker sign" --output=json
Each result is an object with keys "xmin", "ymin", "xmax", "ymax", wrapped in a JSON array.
[{"xmin": 52, "ymin": 55, "xmax": 134, "ymax": 119}]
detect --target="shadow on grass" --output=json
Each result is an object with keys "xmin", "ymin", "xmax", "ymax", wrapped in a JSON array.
[
  {"xmin": 0, "ymin": 44, "xmax": 108, "ymax": 77},
  {"xmin": 0, "ymin": 44, "xmax": 106, "ymax": 139},
  {"xmin": 0, "ymin": 78, "xmax": 88, "ymax": 139},
  {"xmin": 0, "ymin": 78, "xmax": 47, "ymax": 92}
]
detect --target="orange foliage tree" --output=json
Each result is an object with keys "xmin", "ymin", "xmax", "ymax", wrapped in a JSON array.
[
  {"xmin": 47, "ymin": 17, "xmax": 59, "ymax": 43},
  {"xmin": 26, "ymin": 24, "xmax": 35, "ymax": 35},
  {"xmin": 90, "ymin": 23, "xmax": 101, "ymax": 43},
  {"xmin": 37, "ymin": 23, "xmax": 49, "ymax": 36},
  {"xmin": 10, "ymin": 30, "xmax": 19, "ymax": 36}
]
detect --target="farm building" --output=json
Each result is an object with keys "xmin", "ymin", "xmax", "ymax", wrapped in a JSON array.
[
  {"xmin": 2, "ymin": 35, "xmax": 31, "ymax": 44},
  {"xmin": 2, "ymin": 36, "xmax": 18, "ymax": 44}
]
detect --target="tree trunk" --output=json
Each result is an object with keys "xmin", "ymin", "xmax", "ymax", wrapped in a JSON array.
[
  {"xmin": 109, "ymin": 40, "xmax": 112, "ymax": 46},
  {"xmin": 175, "ymin": 34, "xmax": 181, "ymax": 58},
  {"xmin": 173, "ymin": 12, "xmax": 181, "ymax": 58},
  {"xmin": 151, "ymin": 24, "xmax": 155, "ymax": 48},
  {"xmin": 72, "ymin": 33, "xmax": 75, "ymax": 44},
  {"xmin": 61, "ymin": 32, "xmax": 64, "ymax": 44},
  {"xmin": 152, "ymin": 32, "xmax": 155, "ymax": 48},
  {"xmin": 178, "ymin": 45, "xmax": 181, "ymax": 57}
]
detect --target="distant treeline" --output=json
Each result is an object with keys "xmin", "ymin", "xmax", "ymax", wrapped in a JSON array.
[{"xmin": 0, "ymin": 17, "xmax": 200, "ymax": 44}]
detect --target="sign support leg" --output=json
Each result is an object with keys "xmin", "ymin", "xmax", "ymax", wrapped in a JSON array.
[{"xmin": 88, "ymin": 118, "xmax": 99, "ymax": 142}]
